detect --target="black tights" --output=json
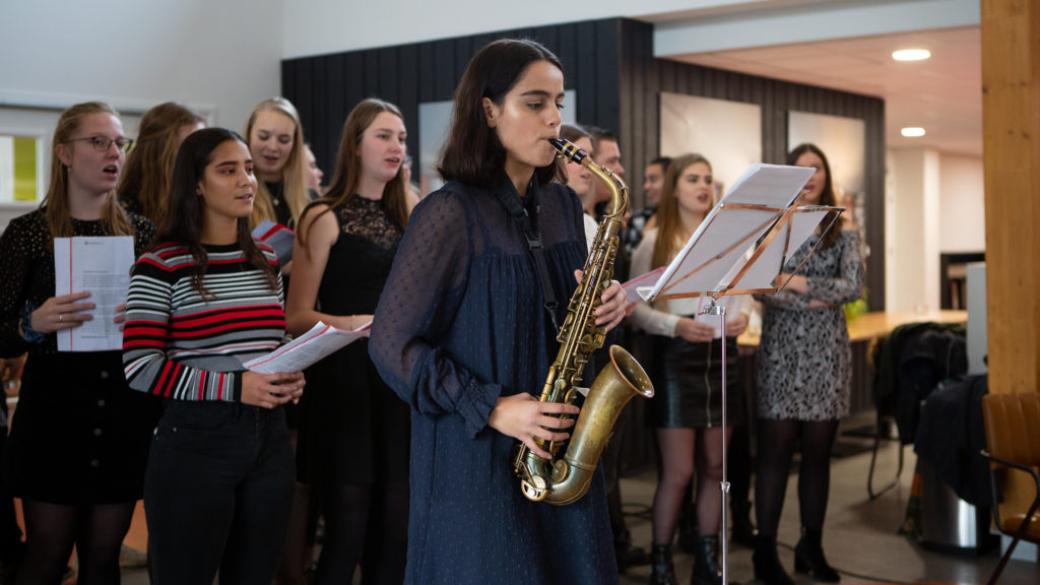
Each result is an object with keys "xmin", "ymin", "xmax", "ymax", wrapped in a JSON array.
[
  {"xmin": 754, "ymin": 419, "xmax": 839, "ymax": 538},
  {"xmin": 16, "ymin": 500, "xmax": 135, "ymax": 585},
  {"xmin": 314, "ymin": 481, "xmax": 408, "ymax": 585}
]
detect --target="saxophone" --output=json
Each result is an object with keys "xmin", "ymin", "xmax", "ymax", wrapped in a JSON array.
[{"xmin": 511, "ymin": 137, "xmax": 655, "ymax": 506}]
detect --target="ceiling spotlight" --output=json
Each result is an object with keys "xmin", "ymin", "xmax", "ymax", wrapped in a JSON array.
[
  {"xmin": 892, "ymin": 49, "xmax": 931, "ymax": 62},
  {"xmin": 901, "ymin": 127, "xmax": 926, "ymax": 137}
]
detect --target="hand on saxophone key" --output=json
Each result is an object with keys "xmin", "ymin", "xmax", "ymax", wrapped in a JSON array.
[
  {"xmin": 574, "ymin": 270, "xmax": 630, "ymax": 332},
  {"xmin": 490, "ymin": 393, "xmax": 579, "ymax": 459}
]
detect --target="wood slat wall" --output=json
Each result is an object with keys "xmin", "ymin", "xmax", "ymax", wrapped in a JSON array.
[
  {"xmin": 281, "ymin": 19, "xmax": 623, "ymax": 185},
  {"xmin": 281, "ymin": 17, "xmax": 886, "ymax": 310},
  {"xmin": 281, "ymin": 17, "xmax": 891, "ymax": 473},
  {"xmin": 617, "ymin": 20, "xmax": 886, "ymax": 310}
]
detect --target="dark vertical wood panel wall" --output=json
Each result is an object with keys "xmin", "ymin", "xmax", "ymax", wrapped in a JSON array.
[
  {"xmin": 617, "ymin": 20, "xmax": 885, "ymax": 310},
  {"xmin": 281, "ymin": 19, "xmax": 623, "ymax": 189},
  {"xmin": 282, "ymin": 17, "xmax": 884, "ymax": 310}
]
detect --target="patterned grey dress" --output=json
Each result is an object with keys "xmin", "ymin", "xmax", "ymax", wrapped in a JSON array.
[{"xmin": 754, "ymin": 230, "xmax": 865, "ymax": 421}]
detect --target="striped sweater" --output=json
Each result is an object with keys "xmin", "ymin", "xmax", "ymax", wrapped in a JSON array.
[{"xmin": 122, "ymin": 241, "xmax": 286, "ymax": 402}]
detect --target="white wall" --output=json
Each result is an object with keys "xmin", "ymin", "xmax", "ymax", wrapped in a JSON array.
[
  {"xmin": 885, "ymin": 149, "xmax": 984, "ymax": 311},
  {"xmin": 281, "ymin": 0, "xmax": 763, "ymax": 58},
  {"xmin": 886, "ymin": 148, "xmax": 941, "ymax": 312},
  {"xmin": 0, "ymin": 0, "xmax": 282, "ymax": 132},
  {"xmin": 938, "ymin": 153, "xmax": 985, "ymax": 252}
]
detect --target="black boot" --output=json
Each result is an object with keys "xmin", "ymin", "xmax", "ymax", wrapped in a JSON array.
[
  {"xmin": 752, "ymin": 535, "xmax": 794, "ymax": 585},
  {"xmin": 648, "ymin": 544, "xmax": 679, "ymax": 585},
  {"xmin": 794, "ymin": 528, "xmax": 840, "ymax": 582},
  {"xmin": 690, "ymin": 535, "xmax": 721, "ymax": 585},
  {"xmin": 729, "ymin": 500, "xmax": 756, "ymax": 548}
]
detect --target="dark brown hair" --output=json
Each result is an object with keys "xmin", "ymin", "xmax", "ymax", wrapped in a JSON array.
[
  {"xmin": 158, "ymin": 128, "xmax": 278, "ymax": 297},
  {"xmin": 787, "ymin": 142, "xmax": 844, "ymax": 248},
  {"xmin": 585, "ymin": 125, "xmax": 618, "ymax": 157},
  {"xmin": 439, "ymin": 38, "xmax": 563, "ymax": 188}
]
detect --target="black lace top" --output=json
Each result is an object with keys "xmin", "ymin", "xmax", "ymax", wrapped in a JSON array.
[
  {"xmin": 318, "ymin": 195, "xmax": 401, "ymax": 314},
  {"xmin": 296, "ymin": 194, "xmax": 409, "ymax": 486},
  {"xmin": 0, "ymin": 208, "xmax": 155, "ymax": 357}
]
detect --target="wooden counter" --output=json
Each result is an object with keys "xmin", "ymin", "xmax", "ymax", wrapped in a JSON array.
[{"xmin": 737, "ymin": 309, "xmax": 968, "ymax": 348}]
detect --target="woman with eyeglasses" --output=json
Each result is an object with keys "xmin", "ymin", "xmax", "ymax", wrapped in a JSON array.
[{"xmin": 0, "ymin": 101, "xmax": 162, "ymax": 585}]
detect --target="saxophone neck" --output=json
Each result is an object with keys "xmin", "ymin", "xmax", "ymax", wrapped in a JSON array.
[{"xmin": 583, "ymin": 159, "xmax": 628, "ymax": 222}]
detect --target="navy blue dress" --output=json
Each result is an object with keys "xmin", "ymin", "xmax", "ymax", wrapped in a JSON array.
[{"xmin": 370, "ymin": 178, "xmax": 617, "ymax": 585}]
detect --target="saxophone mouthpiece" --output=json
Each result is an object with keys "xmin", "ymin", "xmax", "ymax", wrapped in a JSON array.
[{"xmin": 549, "ymin": 137, "xmax": 587, "ymax": 164}]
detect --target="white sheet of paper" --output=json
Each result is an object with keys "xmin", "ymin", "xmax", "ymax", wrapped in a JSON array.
[
  {"xmin": 243, "ymin": 320, "xmax": 371, "ymax": 374},
  {"xmin": 53, "ymin": 236, "xmax": 135, "ymax": 352},
  {"xmin": 719, "ymin": 163, "xmax": 814, "ymax": 207},
  {"xmin": 730, "ymin": 207, "xmax": 833, "ymax": 291},
  {"xmin": 623, "ymin": 267, "xmax": 665, "ymax": 304},
  {"xmin": 639, "ymin": 164, "xmax": 814, "ymax": 302}
]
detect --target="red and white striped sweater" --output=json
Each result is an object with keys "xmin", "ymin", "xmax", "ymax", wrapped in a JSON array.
[{"xmin": 122, "ymin": 241, "xmax": 286, "ymax": 402}]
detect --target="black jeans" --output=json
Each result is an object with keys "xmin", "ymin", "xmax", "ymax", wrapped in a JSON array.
[{"xmin": 145, "ymin": 401, "xmax": 294, "ymax": 585}]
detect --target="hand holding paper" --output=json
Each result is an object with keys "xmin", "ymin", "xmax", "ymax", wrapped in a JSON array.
[
  {"xmin": 243, "ymin": 320, "xmax": 372, "ymax": 374},
  {"xmin": 53, "ymin": 236, "xmax": 135, "ymax": 352},
  {"xmin": 29, "ymin": 291, "xmax": 95, "ymax": 334},
  {"xmin": 241, "ymin": 371, "xmax": 306, "ymax": 409}
]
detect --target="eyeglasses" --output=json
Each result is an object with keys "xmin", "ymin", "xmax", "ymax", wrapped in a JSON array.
[{"xmin": 66, "ymin": 135, "xmax": 134, "ymax": 153}]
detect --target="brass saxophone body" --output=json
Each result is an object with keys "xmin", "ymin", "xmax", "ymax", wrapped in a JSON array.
[{"xmin": 511, "ymin": 137, "xmax": 654, "ymax": 506}]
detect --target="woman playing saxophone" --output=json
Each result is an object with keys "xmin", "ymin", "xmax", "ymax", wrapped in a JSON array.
[{"xmin": 369, "ymin": 38, "xmax": 629, "ymax": 585}]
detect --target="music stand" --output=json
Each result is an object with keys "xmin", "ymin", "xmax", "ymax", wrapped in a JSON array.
[{"xmin": 637, "ymin": 163, "xmax": 844, "ymax": 584}]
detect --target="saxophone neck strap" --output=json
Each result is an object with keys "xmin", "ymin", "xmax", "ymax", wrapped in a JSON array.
[{"xmin": 491, "ymin": 182, "xmax": 561, "ymax": 334}]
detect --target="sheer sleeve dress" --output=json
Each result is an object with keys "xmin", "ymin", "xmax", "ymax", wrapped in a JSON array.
[{"xmin": 369, "ymin": 177, "xmax": 617, "ymax": 585}]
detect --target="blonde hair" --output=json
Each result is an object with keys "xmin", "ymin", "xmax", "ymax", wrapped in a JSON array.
[
  {"xmin": 118, "ymin": 102, "xmax": 205, "ymax": 222},
  {"xmin": 244, "ymin": 97, "xmax": 309, "ymax": 226},
  {"xmin": 651, "ymin": 153, "xmax": 713, "ymax": 270},
  {"xmin": 44, "ymin": 101, "xmax": 133, "ymax": 240}
]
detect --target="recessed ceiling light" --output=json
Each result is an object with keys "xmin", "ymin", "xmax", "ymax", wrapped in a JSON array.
[
  {"xmin": 901, "ymin": 127, "xmax": 926, "ymax": 137},
  {"xmin": 892, "ymin": 48, "xmax": 931, "ymax": 62}
]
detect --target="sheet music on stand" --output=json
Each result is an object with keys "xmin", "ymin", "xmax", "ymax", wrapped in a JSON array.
[
  {"xmin": 631, "ymin": 162, "xmax": 844, "ymax": 585},
  {"xmin": 636, "ymin": 163, "xmax": 842, "ymax": 303}
]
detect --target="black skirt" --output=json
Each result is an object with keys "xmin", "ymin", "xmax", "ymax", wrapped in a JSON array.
[
  {"xmin": 651, "ymin": 336, "xmax": 742, "ymax": 428},
  {"xmin": 296, "ymin": 341, "xmax": 410, "ymax": 486},
  {"xmin": 5, "ymin": 352, "xmax": 163, "ymax": 505}
]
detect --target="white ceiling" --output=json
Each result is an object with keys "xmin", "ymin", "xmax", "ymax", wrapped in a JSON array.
[{"xmin": 669, "ymin": 26, "xmax": 982, "ymax": 156}]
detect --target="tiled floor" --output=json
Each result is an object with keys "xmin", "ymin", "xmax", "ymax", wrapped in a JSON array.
[
  {"xmin": 618, "ymin": 437, "xmax": 1039, "ymax": 585},
  {"xmin": 111, "ymin": 435, "xmax": 1037, "ymax": 584}
]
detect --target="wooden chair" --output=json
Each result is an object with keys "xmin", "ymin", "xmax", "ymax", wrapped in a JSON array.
[{"xmin": 980, "ymin": 392, "xmax": 1040, "ymax": 585}]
